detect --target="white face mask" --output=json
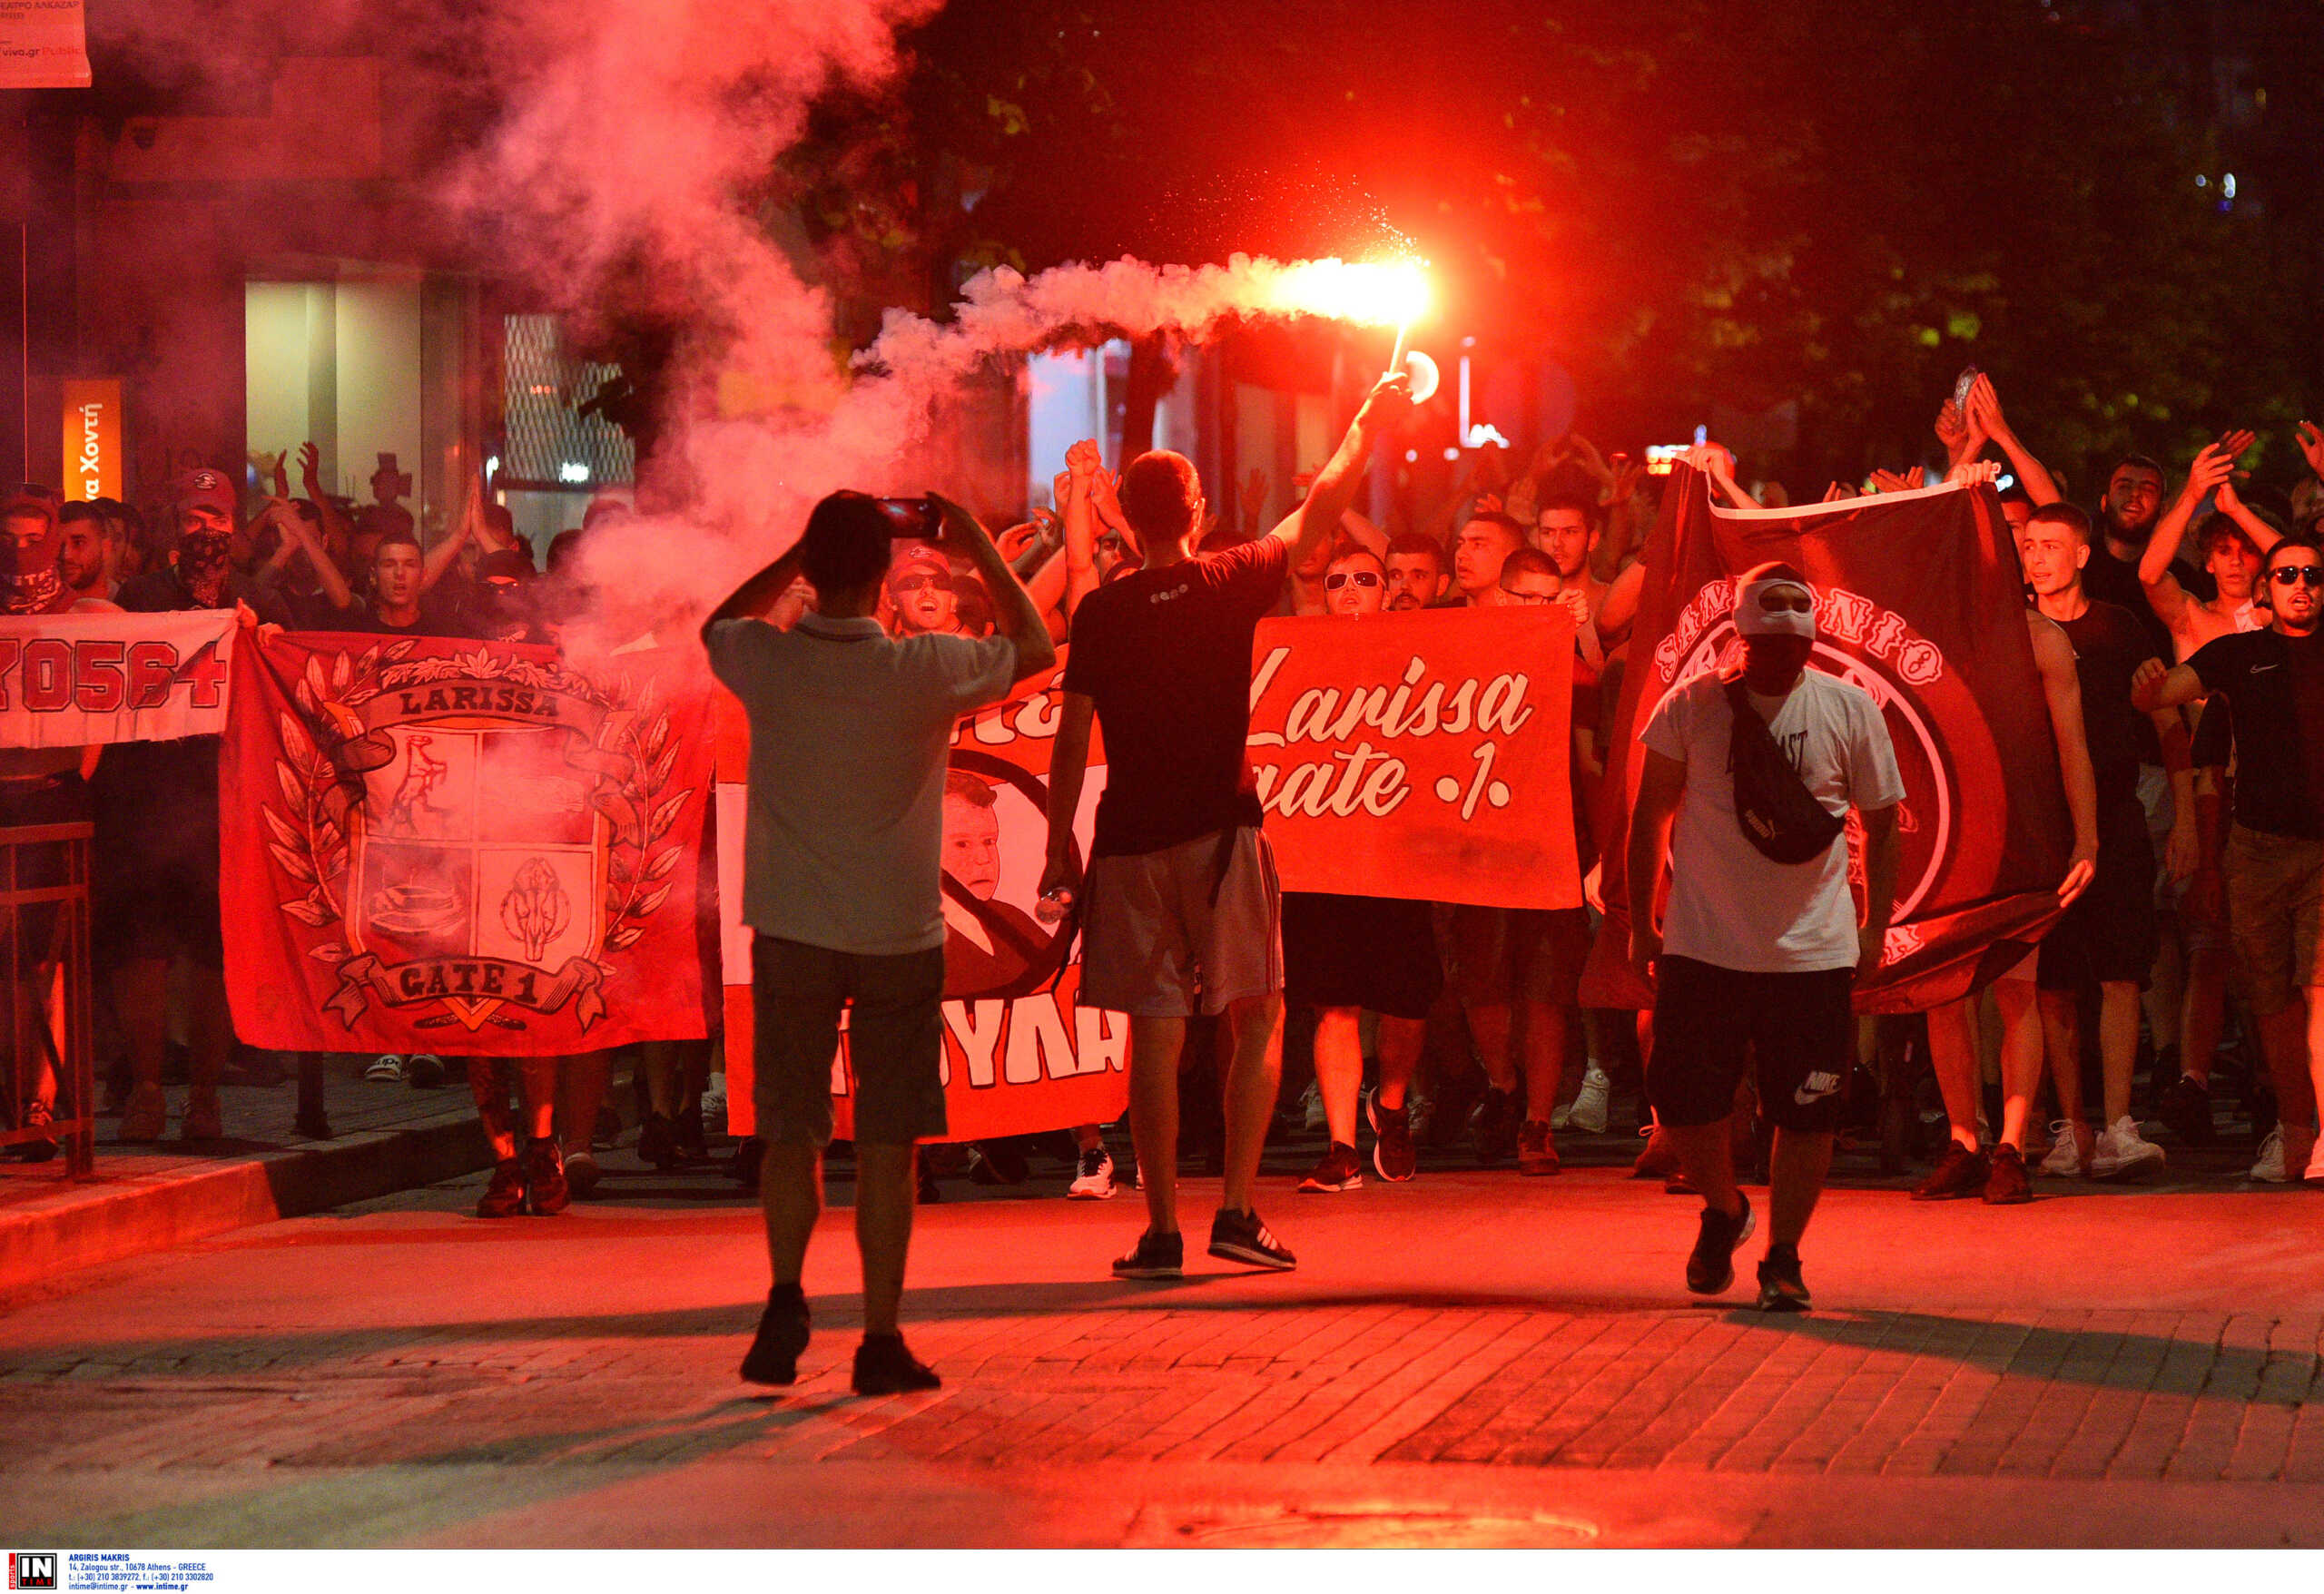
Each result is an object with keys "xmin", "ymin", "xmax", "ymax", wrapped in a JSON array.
[{"xmin": 1736, "ymin": 578, "xmax": 1817, "ymax": 640}]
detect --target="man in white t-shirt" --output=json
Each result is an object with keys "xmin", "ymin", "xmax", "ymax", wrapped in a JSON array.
[{"xmin": 1625, "ymin": 561, "xmax": 1904, "ymax": 1313}]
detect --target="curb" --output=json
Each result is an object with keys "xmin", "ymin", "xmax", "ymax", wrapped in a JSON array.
[{"xmin": 0, "ymin": 1115, "xmax": 493, "ymax": 1297}]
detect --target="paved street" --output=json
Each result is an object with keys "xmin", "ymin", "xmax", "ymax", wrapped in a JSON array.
[{"xmin": 4, "ymin": 1143, "xmax": 2323, "ymax": 1548}]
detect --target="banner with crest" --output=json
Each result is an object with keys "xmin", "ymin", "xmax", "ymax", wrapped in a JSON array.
[{"xmin": 222, "ymin": 633, "xmax": 714, "ymax": 1054}]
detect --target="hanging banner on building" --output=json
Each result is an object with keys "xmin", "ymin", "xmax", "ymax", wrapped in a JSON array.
[
  {"xmin": 60, "ymin": 379, "xmax": 121, "ymax": 502},
  {"xmin": 0, "ymin": 1, "xmax": 91, "ymax": 89},
  {"xmin": 1251, "ymin": 605, "xmax": 1580, "ymax": 909},
  {"xmin": 1581, "ymin": 469, "xmax": 2074, "ymax": 1015},
  {"xmin": 222, "ymin": 633, "xmax": 715, "ymax": 1055},
  {"xmin": 718, "ymin": 657, "xmax": 1130, "ymax": 1146},
  {"xmin": 0, "ymin": 609, "xmax": 236, "ymax": 749}
]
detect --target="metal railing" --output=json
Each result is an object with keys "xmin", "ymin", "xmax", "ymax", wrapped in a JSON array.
[{"xmin": 0, "ymin": 822, "xmax": 95, "ymax": 1177}]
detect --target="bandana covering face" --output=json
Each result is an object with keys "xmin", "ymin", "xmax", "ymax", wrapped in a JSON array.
[
  {"xmin": 179, "ymin": 529, "xmax": 235, "ymax": 607},
  {"xmin": 1736, "ymin": 576, "xmax": 1817, "ymax": 639},
  {"xmin": 0, "ymin": 507, "xmax": 66, "ymax": 615}
]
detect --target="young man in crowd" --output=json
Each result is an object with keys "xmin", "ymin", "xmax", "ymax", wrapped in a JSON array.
[
  {"xmin": 1915, "ymin": 609, "xmax": 2101, "ymax": 1203},
  {"xmin": 885, "ymin": 543, "xmax": 971, "ymax": 638},
  {"xmin": 1284, "ymin": 545, "xmax": 1442, "ymax": 1190},
  {"xmin": 1040, "ymin": 372, "xmax": 1411, "ymax": 1280},
  {"xmin": 1450, "ymin": 511, "xmax": 1526, "ymax": 608},
  {"xmin": 1432, "ymin": 542, "xmax": 1595, "ymax": 1173},
  {"xmin": 1627, "ymin": 563, "xmax": 1903, "ymax": 1312},
  {"xmin": 2015, "ymin": 503, "xmax": 2183, "ymax": 1178},
  {"xmin": 0, "ymin": 492, "xmax": 116, "ymax": 1159},
  {"xmin": 55, "ymin": 502, "xmax": 120, "ymax": 605},
  {"xmin": 1384, "ymin": 532, "xmax": 1450, "ymax": 611},
  {"xmin": 708, "ymin": 488, "xmax": 1051, "ymax": 1392},
  {"xmin": 2135, "ymin": 533, "xmax": 2324, "ymax": 1186},
  {"xmin": 105, "ymin": 469, "xmax": 293, "ymax": 1142},
  {"xmin": 2139, "ymin": 437, "xmax": 2273, "ymax": 1143}
]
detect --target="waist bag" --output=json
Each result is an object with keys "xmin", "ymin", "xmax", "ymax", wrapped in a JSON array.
[{"xmin": 1724, "ymin": 677, "xmax": 1846, "ymax": 865}]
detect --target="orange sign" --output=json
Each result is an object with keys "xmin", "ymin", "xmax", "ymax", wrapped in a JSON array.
[{"xmin": 60, "ymin": 379, "xmax": 121, "ymax": 502}]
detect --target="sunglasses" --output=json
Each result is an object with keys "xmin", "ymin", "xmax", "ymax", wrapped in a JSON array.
[
  {"xmin": 2270, "ymin": 566, "xmax": 2324, "ymax": 587},
  {"xmin": 891, "ymin": 575, "xmax": 952, "ymax": 595},
  {"xmin": 1324, "ymin": 570, "xmax": 1382, "ymax": 591}
]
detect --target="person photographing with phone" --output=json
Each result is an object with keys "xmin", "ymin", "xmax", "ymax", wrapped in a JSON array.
[
  {"xmin": 1625, "ymin": 563, "xmax": 1904, "ymax": 1313},
  {"xmin": 704, "ymin": 489, "xmax": 1055, "ymax": 1394}
]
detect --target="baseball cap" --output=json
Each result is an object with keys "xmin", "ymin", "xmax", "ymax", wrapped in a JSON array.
[
  {"xmin": 1, "ymin": 492, "xmax": 57, "ymax": 531},
  {"xmin": 885, "ymin": 542, "xmax": 953, "ymax": 590},
  {"xmin": 478, "ymin": 548, "xmax": 534, "ymax": 585},
  {"xmin": 171, "ymin": 467, "xmax": 237, "ymax": 517}
]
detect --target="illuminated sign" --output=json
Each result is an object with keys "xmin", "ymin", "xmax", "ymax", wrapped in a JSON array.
[{"xmin": 61, "ymin": 379, "xmax": 122, "ymax": 502}]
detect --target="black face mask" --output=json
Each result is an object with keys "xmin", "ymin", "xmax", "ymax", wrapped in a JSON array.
[{"xmin": 1741, "ymin": 634, "xmax": 1813, "ymax": 693}]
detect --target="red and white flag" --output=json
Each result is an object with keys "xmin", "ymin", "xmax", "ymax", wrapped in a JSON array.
[{"xmin": 0, "ymin": 609, "xmax": 238, "ymax": 749}]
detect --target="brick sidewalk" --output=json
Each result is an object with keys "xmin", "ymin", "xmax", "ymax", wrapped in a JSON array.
[{"xmin": 2, "ymin": 1153, "xmax": 2321, "ymax": 1546}]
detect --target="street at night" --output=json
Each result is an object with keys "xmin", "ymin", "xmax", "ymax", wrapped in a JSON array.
[{"xmin": 5, "ymin": 1140, "xmax": 2322, "ymax": 1550}]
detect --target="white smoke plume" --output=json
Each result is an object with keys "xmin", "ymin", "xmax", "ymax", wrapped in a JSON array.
[{"xmin": 91, "ymin": 3, "xmax": 1421, "ymax": 650}]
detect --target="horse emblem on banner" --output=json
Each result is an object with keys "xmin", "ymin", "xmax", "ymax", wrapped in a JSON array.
[{"xmin": 261, "ymin": 639, "xmax": 692, "ymax": 1036}]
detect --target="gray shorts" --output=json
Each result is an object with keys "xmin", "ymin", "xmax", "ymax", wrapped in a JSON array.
[
  {"xmin": 1080, "ymin": 826, "xmax": 1283, "ymax": 1018},
  {"xmin": 751, "ymin": 934, "xmax": 948, "ymax": 1146}
]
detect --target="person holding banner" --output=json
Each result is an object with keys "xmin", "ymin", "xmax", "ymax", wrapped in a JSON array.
[
  {"xmin": 706, "ymin": 488, "xmax": 1053, "ymax": 1395},
  {"xmin": 1626, "ymin": 563, "xmax": 1904, "ymax": 1313},
  {"xmin": 106, "ymin": 469, "xmax": 291, "ymax": 1144},
  {"xmin": 1040, "ymin": 371, "xmax": 1411, "ymax": 1281},
  {"xmin": 1285, "ymin": 545, "xmax": 1442, "ymax": 1191}
]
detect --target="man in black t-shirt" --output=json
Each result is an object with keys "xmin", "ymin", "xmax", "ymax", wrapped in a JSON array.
[
  {"xmin": 1041, "ymin": 372, "xmax": 1410, "ymax": 1280},
  {"xmin": 2137, "ymin": 532, "xmax": 2324, "ymax": 1186},
  {"xmin": 2018, "ymin": 503, "xmax": 2179, "ymax": 1180},
  {"xmin": 320, "ymin": 531, "xmax": 480, "ymax": 639}
]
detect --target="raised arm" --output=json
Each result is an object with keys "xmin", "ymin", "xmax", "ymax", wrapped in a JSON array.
[
  {"xmin": 298, "ymin": 442, "xmax": 352, "ymax": 559},
  {"xmin": 931, "ymin": 493, "xmax": 1055, "ymax": 684},
  {"xmin": 699, "ymin": 541, "xmax": 808, "ymax": 645},
  {"xmin": 2029, "ymin": 613, "xmax": 2099, "ymax": 905},
  {"xmin": 281, "ymin": 500, "xmax": 355, "ymax": 612},
  {"xmin": 1267, "ymin": 372, "xmax": 1412, "ymax": 569},
  {"xmin": 1965, "ymin": 375, "xmax": 2060, "ymax": 507},
  {"xmin": 420, "ymin": 490, "xmax": 477, "ymax": 593},
  {"xmin": 2209, "ymin": 436, "xmax": 2278, "ymax": 559},
  {"xmin": 2145, "ymin": 440, "xmax": 2235, "ymax": 591},
  {"xmin": 1059, "ymin": 440, "xmax": 1104, "ymax": 616}
]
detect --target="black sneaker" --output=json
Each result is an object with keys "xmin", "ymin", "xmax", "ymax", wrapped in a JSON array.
[
  {"xmin": 740, "ymin": 1285, "xmax": 810, "ymax": 1385},
  {"xmin": 1685, "ymin": 1194, "xmax": 1754, "ymax": 1295},
  {"xmin": 1112, "ymin": 1229, "xmax": 1184, "ymax": 1279},
  {"xmin": 2155, "ymin": 1072, "xmax": 2215, "ymax": 1146},
  {"xmin": 852, "ymin": 1332, "xmax": 941, "ymax": 1396},
  {"xmin": 1983, "ymin": 1142, "xmax": 2032, "ymax": 1205},
  {"xmin": 1298, "ymin": 1141, "xmax": 1364, "ymax": 1193},
  {"xmin": 1470, "ymin": 1086, "xmax": 1521, "ymax": 1165},
  {"xmin": 638, "ymin": 1110, "xmax": 677, "ymax": 1169},
  {"xmin": 1369, "ymin": 1094, "xmax": 1416, "ymax": 1182},
  {"xmin": 476, "ymin": 1157, "xmax": 525, "ymax": 1219},
  {"xmin": 523, "ymin": 1137, "xmax": 569, "ymax": 1215},
  {"xmin": 1911, "ymin": 1141, "xmax": 1990, "ymax": 1201},
  {"xmin": 1208, "ymin": 1207, "xmax": 1296, "ymax": 1271},
  {"xmin": 1756, "ymin": 1246, "xmax": 1812, "ymax": 1313}
]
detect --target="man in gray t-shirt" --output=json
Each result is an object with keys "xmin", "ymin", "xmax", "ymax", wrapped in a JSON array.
[{"xmin": 704, "ymin": 489, "xmax": 1052, "ymax": 1396}]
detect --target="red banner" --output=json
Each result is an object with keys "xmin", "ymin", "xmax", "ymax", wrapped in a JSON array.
[
  {"xmin": 1581, "ymin": 470, "xmax": 2073, "ymax": 1014},
  {"xmin": 719, "ymin": 661, "xmax": 1131, "ymax": 1143},
  {"xmin": 0, "ymin": 609, "xmax": 237, "ymax": 748},
  {"xmin": 223, "ymin": 633, "xmax": 715, "ymax": 1054},
  {"xmin": 1252, "ymin": 606, "xmax": 1580, "ymax": 909}
]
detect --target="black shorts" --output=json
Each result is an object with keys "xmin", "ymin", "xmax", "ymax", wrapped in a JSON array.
[
  {"xmin": 1440, "ymin": 904, "xmax": 1590, "ymax": 1008},
  {"xmin": 1647, "ymin": 955, "xmax": 1854, "ymax": 1134},
  {"xmin": 1281, "ymin": 890, "xmax": 1442, "ymax": 1020},
  {"xmin": 751, "ymin": 934, "xmax": 947, "ymax": 1147},
  {"xmin": 2036, "ymin": 794, "xmax": 2158, "ymax": 991}
]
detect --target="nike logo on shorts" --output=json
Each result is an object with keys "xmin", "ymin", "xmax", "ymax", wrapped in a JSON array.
[{"xmin": 1794, "ymin": 1069, "xmax": 1842, "ymax": 1107}]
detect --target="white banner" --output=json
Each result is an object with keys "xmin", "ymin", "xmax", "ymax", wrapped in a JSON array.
[
  {"xmin": 0, "ymin": 0, "xmax": 91, "ymax": 89},
  {"xmin": 0, "ymin": 609, "xmax": 239, "ymax": 747}
]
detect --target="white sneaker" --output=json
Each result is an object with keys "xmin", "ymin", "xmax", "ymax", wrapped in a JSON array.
[
  {"xmin": 364, "ymin": 1055, "xmax": 405, "ymax": 1083},
  {"xmin": 2090, "ymin": 1115, "xmax": 2166, "ymax": 1180},
  {"xmin": 1298, "ymin": 1078, "xmax": 1326, "ymax": 1133},
  {"xmin": 1569, "ymin": 1065, "xmax": 1610, "ymax": 1134},
  {"xmin": 2250, "ymin": 1127, "xmax": 2287, "ymax": 1183},
  {"xmin": 699, "ymin": 1074, "xmax": 728, "ymax": 1136},
  {"xmin": 2037, "ymin": 1119, "xmax": 2085, "ymax": 1178},
  {"xmin": 1067, "ymin": 1146, "xmax": 1117, "ymax": 1200}
]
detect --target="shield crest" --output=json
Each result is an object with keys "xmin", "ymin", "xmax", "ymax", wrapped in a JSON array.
[{"xmin": 344, "ymin": 722, "xmax": 607, "ymax": 1030}]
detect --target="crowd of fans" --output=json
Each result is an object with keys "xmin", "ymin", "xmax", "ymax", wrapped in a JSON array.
[{"xmin": 9, "ymin": 370, "xmax": 2324, "ymax": 1254}]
